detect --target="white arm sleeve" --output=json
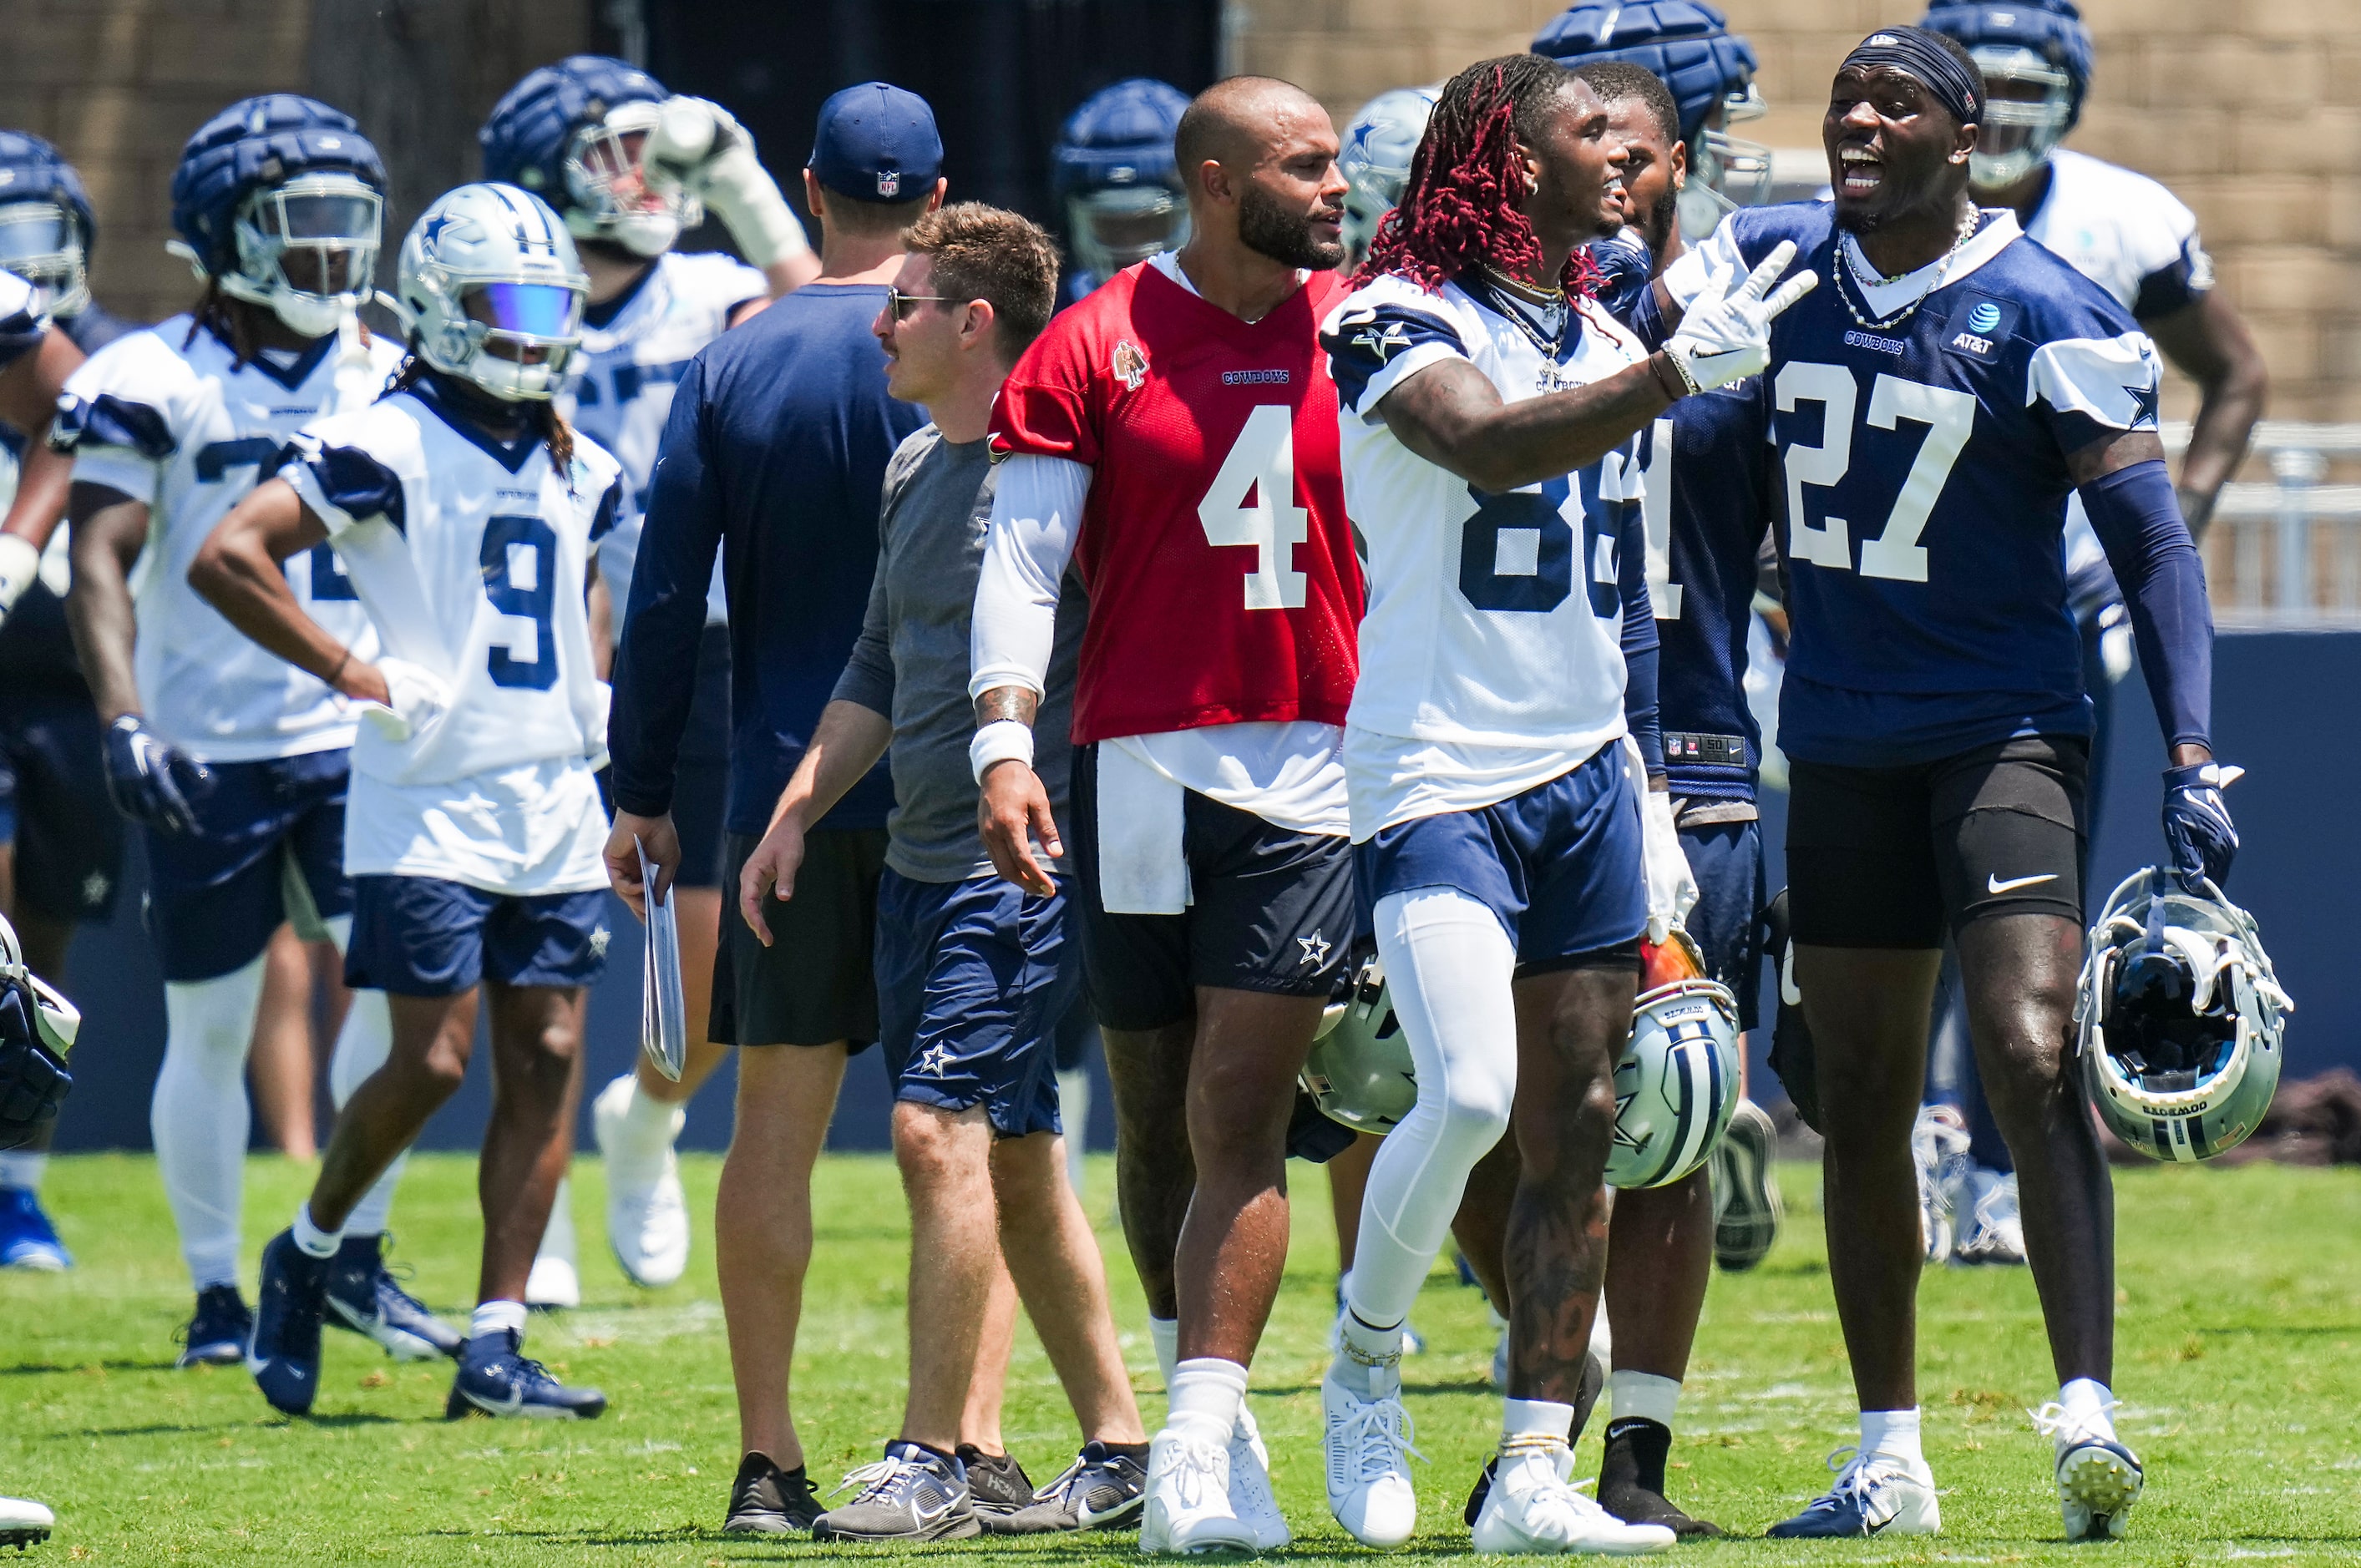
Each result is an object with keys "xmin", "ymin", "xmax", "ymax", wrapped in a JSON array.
[{"xmin": 970, "ymin": 453, "xmax": 1090, "ymax": 702}]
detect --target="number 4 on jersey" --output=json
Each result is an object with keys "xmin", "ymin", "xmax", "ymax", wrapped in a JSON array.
[{"xmin": 1198, "ymin": 404, "xmax": 1308, "ymax": 609}]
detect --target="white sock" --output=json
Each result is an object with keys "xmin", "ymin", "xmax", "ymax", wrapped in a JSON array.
[
  {"xmin": 291, "ymin": 1201, "xmax": 342, "ymax": 1258},
  {"xmin": 1348, "ymin": 889, "xmax": 1518, "ymax": 1329},
  {"xmin": 1168, "ymin": 1357, "xmax": 1248, "ymax": 1441},
  {"xmin": 152, "ymin": 956, "xmax": 268, "ymax": 1291},
  {"xmin": 608, "ymin": 1073, "xmax": 683, "ymax": 1158},
  {"xmin": 2059, "ymin": 1378, "xmax": 2117, "ymax": 1442},
  {"xmin": 1859, "ymin": 1407, "xmax": 1924, "ymax": 1470},
  {"xmin": 536, "ymin": 1176, "xmax": 576, "ymax": 1265},
  {"xmin": 1502, "ymin": 1397, "xmax": 1575, "ymax": 1449},
  {"xmin": 1609, "ymin": 1369, "xmax": 1681, "ymax": 1430},
  {"xmin": 470, "ymin": 1298, "xmax": 529, "ymax": 1342},
  {"xmin": 0, "ymin": 1151, "xmax": 46, "ymax": 1191},
  {"xmin": 327, "ymin": 984, "xmax": 405, "ymax": 1237},
  {"xmin": 1149, "ymin": 1315, "xmax": 1179, "ymax": 1393},
  {"xmin": 1330, "ymin": 1308, "xmax": 1405, "ymax": 1399}
]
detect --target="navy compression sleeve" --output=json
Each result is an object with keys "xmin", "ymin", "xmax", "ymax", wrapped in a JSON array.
[
  {"xmin": 1619, "ymin": 499, "xmax": 1664, "ymax": 774},
  {"xmin": 2081, "ymin": 458, "xmax": 2212, "ymax": 752}
]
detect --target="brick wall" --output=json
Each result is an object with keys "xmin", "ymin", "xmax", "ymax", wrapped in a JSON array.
[{"xmin": 1230, "ymin": 0, "xmax": 2361, "ymax": 420}]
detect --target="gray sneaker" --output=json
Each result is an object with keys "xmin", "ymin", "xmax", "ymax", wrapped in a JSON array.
[
  {"xmin": 958, "ymin": 1444, "xmax": 1036, "ymax": 1521},
  {"xmin": 1710, "ymin": 1098, "xmax": 1784, "ymax": 1271},
  {"xmin": 991, "ymin": 1440, "xmax": 1149, "ymax": 1534},
  {"xmin": 812, "ymin": 1441, "xmax": 980, "ymax": 1542}
]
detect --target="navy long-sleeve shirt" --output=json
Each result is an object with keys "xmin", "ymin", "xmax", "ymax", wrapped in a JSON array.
[{"xmin": 609, "ymin": 282, "xmax": 926, "ymax": 836}]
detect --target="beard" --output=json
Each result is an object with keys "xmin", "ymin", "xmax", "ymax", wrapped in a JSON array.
[
  {"xmin": 1635, "ymin": 183, "xmax": 1680, "ymax": 260},
  {"xmin": 1238, "ymin": 182, "xmax": 1345, "ymax": 271}
]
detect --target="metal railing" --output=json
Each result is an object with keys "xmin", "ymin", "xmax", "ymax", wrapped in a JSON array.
[{"xmin": 2165, "ymin": 422, "xmax": 2361, "ymax": 629}]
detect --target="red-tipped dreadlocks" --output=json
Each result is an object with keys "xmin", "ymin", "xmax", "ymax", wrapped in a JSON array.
[{"xmin": 1360, "ymin": 54, "xmax": 1603, "ymax": 300}]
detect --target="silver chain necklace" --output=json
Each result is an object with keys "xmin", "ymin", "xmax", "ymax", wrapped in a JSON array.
[
  {"xmin": 1837, "ymin": 205, "xmax": 1982, "ymax": 332},
  {"xmin": 1476, "ymin": 266, "xmax": 1570, "ymax": 362}
]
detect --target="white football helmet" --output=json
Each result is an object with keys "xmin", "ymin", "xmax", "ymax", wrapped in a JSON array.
[
  {"xmin": 2077, "ymin": 867, "xmax": 2290, "ymax": 1163},
  {"xmin": 1301, "ymin": 954, "xmax": 1416, "ymax": 1135},
  {"xmin": 389, "ymin": 183, "xmax": 587, "ymax": 402},
  {"xmin": 1967, "ymin": 43, "xmax": 2075, "ymax": 190},
  {"xmin": 1608, "ymin": 932, "xmax": 1741, "ymax": 1190},
  {"xmin": 1339, "ymin": 86, "xmax": 1439, "ymax": 270},
  {"xmin": 0, "ymin": 913, "xmax": 78, "ymax": 1059}
]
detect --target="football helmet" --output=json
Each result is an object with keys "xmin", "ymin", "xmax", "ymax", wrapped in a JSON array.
[
  {"xmin": 389, "ymin": 184, "xmax": 587, "ymax": 402},
  {"xmin": 2077, "ymin": 867, "xmax": 2290, "ymax": 1164},
  {"xmin": 1921, "ymin": 0, "xmax": 2093, "ymax": 189},
  {"xmin": 1302, "ymin": 953, "xmax": 1416, "ymax": 1136},
  {"xmin": 1533, "ymin": 0, "xmax": 1771, "ymax": 239},
  {"xmin": 168, "ymin": 94, "xmax": 384, "ymax": 339},
  {"xmin": 0, "ymin": 131, "xmax": 95, "ymax": 318},
  {"xmin": 1051, "ymin": 78, "xmax": 1191, "ymax": 288},
  {"xmin": 481, "ymin": 55, "xmax": 690, "ymax": 258},
  {"xmin": 1609, "ymin": 930, "xmax": 1741, "ymax": 1189},
  {"xmin": 1339, "ymin": 86, "xmax": 1439, "ymax": 271},
  {"xmin": 0, "ymin": 913, "xmax": 79, "ymax": 1151}
]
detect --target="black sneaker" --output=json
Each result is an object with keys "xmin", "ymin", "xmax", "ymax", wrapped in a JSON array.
[
  {"xmin": 248, "ymin": 1231, "xmax": 332, "ymax": 1414},
  {"xmin": 443, "ymin": 1328, "xmax": 606, "ymax": 1419},
  {"xmin": 992, "ymin": 1440, "xmax": 1148, "ymax": 1534},
  {"xmin": 812, "ymin": 1440, "xmax": 979, "ymax": 1542},
  {"xmin": 957, "ymin": 1445, "xmax": 1036, "ymax": 1521},
  {"xmin": 176, "ymin": 1284, "xmax": 251, "ymax": 1368},
  {"xmin": 1598, "ymin": 1418, "xmax": 1725, "ymax": 1538},
  {"xmin": 325, "ymin": 1234, "xmax": 464, "ymax": 1360},
  {"xmin": 724, "ymin": 1451, "xmax": 821, "ymax": 1533},
  {"xmin": 1711, "ymin": 1099, "xmax": 1783, "ymax": 1272}
]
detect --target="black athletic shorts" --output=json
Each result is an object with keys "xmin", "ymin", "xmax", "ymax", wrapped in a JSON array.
[
  {"xmin": 710, "ymin": 827, "xmax": 886, "ymax": 1050},
  {"xmin": 1069, "ymin": 741, "xmax": 1355, "ymax": 1034},
  {"xmin": 1786, "ymin": 734, "xmax": 2088, "ymax": 949}
]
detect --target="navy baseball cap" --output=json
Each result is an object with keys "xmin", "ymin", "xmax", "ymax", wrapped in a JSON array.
[{"xmin": 808, "ymin": 82, "xmax": 942, "ymax": 202}]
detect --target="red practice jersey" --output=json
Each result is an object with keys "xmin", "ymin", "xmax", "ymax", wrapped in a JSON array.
[{"xmin": 991, "ymin": 260, "xmax": 1363, "ymax": 745}]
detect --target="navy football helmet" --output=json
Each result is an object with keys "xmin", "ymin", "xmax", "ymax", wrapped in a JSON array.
[
  {"xmin": 1052, "ymin": 78, "xmax": 1191, "ymax": 290},
  {"xmin": 1922, "ymin": 0, "xmax": 2094, "ymax": 189},
  {"xmin": 1533, "ymin": 0, "xmax": 1771, "ymax": 238},
  {"xmin": 480, "ymin": 55, "xmax": 689, "ymax": 257},
  {"xmin": 0, "ymin": 132, "xmax": 95, "ymax": 318},
  {"xmin": 168, "ymin": 94, "xmax": 385, "ymax": 338}
]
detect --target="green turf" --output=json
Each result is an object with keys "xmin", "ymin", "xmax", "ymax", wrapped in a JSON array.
[{"xmin": 6, "ymin": 1151, "xmax": 2361, "ymax": 1563}]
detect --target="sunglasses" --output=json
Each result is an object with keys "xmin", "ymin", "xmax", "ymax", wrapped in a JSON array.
[{"xmin": 885, "ymin": 285, "xmax": 959, "ymax": 321}]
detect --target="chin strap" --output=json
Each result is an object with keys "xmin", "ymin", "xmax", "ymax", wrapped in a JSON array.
[{"xmin": 331, "ymin": 302, "xmax": 377, "ymax": 413}]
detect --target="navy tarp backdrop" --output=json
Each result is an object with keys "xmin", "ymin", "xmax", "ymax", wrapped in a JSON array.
[{"xmin": 43, "ymin": 630, "xmax": 2353, "ymax": 1154}]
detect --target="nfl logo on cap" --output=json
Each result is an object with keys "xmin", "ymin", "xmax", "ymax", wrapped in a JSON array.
[
  {"xmin": 877, "ymin": 169, "xmax": 901, "ymax": 197},
  {"xmin": 808, "ymin": 81, "xmax": 943, "ymax": 206}
]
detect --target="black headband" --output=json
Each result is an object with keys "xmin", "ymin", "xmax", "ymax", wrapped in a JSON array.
[{"xmin": 1839, "ymin": 26, "xmax": 1983, "ymax": 127}]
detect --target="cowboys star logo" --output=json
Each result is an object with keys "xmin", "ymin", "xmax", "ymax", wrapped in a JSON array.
[
  {"xmin": 589, "ymin": 926, "xmax": 612, "ymax": 959},
  {"xmin": 912, "ymin": 1040, "xmax": 957, "ymax": 1078},
  {"xmin": 1350, "ymin": 318, "xmax": 1413, "ymax": 366},
  {"xmin": 1298, "ymin": 931, "xmax": 1331, "ymax": 969},
  {"xmin": 1111, "ymin": 339, "xmax": 1150, "ymax": 391}
]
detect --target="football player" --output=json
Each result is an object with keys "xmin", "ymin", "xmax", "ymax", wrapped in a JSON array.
[
  {"xmin": 53, "ymin": 95, "xmax": 459, "ymax": 1369},
  {"xmin": 1652, "ymin": 26, "xmax": 2228, "ymax": 1540},
  {"xmin": 1051, "ymin": 79, "xmax": 1191, "ymax": 306},
  {"xmin": 0, "ymin": 908, "xmax": 77, "ymax": 1551},
  {"xmin": 970, "ymin": 75, "xmax": 1363, "ymax": 1555},
  {"xmin": 1316, "ymin": 53, "xmax": 1806, "ymax": 1554},
  {"xmin": 195, "ymin": 181, "xmax": 621, "ymax": 1422},
  {"xmin": 479, "ymin": 53, "xmax": 817, "ymax": 1302}
]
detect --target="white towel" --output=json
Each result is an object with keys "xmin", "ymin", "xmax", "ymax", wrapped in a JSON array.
[{"xmin": 1097, "ymin": 742, "xmax": 1189, "ymax": 915}]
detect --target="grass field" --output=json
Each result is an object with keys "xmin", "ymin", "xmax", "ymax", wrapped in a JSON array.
[{"xmin": 6, "ymin": 1151, "xmax": 2361, "ymax": 1565}]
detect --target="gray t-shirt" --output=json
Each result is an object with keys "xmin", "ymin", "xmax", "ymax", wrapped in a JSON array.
[{"xmin": 832, "ymin": 424, "xmax": 1085, "ymax": 883}]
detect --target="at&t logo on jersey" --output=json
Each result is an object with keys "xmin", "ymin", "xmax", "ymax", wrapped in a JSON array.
[{"xmin": 1943, "ymin": 293, "xmax": 2020, "ymax": 361}]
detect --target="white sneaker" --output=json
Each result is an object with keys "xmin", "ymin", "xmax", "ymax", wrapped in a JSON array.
[
  {"xmin": 0, "ymin": 1493, "xmax": 53, "ymax": 1547},
  {"xmin": 1322, "ymin": 1369, "xmax": 1421, "ymax": 1548},
  {"xmin": 1764, "ymin": 1448, "xmax": 1941, "ymax": 1538},
  {"xmin": 1470, "ymin": 1441, "xmax": 1674, "ymax": 1555},
  {"xmin": 1229, "ymin": 1404, "xmax": 1290, "ymax": 1550},
  {"xmin": 592, "ymin": 1074, "xmax": 691, "ymax": 1287},
  {"xmin": 1142, "ymin": 1424, "xmax": 1256, "ymax": 1554},
  {"xmin": 1952, "ymin": 1169, "xmax": 2027, "ymax": 1267},
  {"xmin": 525, "ymin": 1179, "xmax": 580, "ymax": 1309},
  {"xmin": 1910, "ymin": 1106, "xmax": 1971, "ymax": 1262},
  {"xmin": 2032, "ymin": 1404, "xmax": 2142, "ymax": 1540}
]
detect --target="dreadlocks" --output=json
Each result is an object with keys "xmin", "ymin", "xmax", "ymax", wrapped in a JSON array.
[
  {"xmin": 389, "ymin": 353, "xmax": 575, "ymax": 493},
  {"xmin": 1360, "ymin": 53, "xmax": 1602, "ymax": 299}
]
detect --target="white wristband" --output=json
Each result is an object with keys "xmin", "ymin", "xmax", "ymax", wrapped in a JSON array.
[{"xmin": 970, "ymin": 719, "xmax": 1035, "ymax": 786}]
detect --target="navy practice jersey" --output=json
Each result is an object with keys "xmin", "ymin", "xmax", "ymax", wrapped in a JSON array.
[{"xmin": 1665, "ymin": 205, "xmax": 2164, "ymax": 768}]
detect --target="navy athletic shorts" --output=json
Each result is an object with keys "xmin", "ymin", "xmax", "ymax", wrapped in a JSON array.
[
  {"xmin": 142, "ymin": 750, "xmax": 350, "ymax": 983},
  {"xmin": 1676, "ymin": 814, "xmax": 1764, "ymax": 1031},
  {"xmin": 344, "ymin": 875, "xmax": 612, "ymax": 996},
  {"xmin": 874, "ymin": 868, "xmax": 1081, "ymax": 1139},
  {"xmin": 0, "ymin": 693, "xmax": 124, "ymax": 922}
]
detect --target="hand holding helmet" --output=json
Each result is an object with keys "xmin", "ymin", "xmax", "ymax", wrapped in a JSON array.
[
  {"xmin": 2161, "ymin": 760, "xmax": 2241, "ymax": 893},
  {"xmin": 102, "ymin": 714, "xmax": 214, "ymax": 836}
]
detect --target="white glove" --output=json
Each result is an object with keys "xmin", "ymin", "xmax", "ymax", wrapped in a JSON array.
[
  {"xmin": 357, "ymin": 657, "xmax": 453, "ymax": 745},
  {"xmin": 1624, "ymin": 736, "xmax": 1699, "ymax": 946},
  {"xmin": 644, "ymin": 96, "xmax": 810, "ymax": 271},
  {"xmin": 0, "ymin": 533, "xmax": 40, "ymax": 627},
  {"xmin": 1662, "ymin": 239, "xmax": 1818, "ymax": 394}
]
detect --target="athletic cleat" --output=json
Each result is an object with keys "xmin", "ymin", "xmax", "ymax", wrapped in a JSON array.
[
  {"xmin": 723, "ymin": 1451, "xmax": 820, "ymax": 1533},
  {"xmin": 0, "ymin": 1186, "xmax": 69, "ymax": 1270},
  {"xmin": 1141, "ymin": 1424, "xmax": 1256, "ymax": 1554},
  {"xmin": 1765, "ymin": 1447, "xmax": 1941, "ymax": 1538},
  {"xmin": 1709, "ymin": 1099, "xmax": 1781, "ymax": 1272},
  {"xmin": 1598, "ymin": 1419, "xmax": 1724, "ymax": 1538},
  {"xmin": 1911, "ymin": 1105, "xmax": 1972, "ymax": 1262},
  {"xmin": 1322, "ymin": 1369, "xmax": 1422, "ymax": 1547},
  {"xmin": 324, "ymin": 1234, "xmax": 463, "ymax": 1360},
  {"xmin": 1469, "ymin": 1439, "xmax": 1674, "ymax": 1555},
  {"xmin": 958, "ymin": 1444, "xmax": 1036, "ymax": 1522},
  {"xmin": 2032, "ymin": 1404, "xmax": 2142, "ymax": 1540},
  {"xmin": 247, "ymin": 1231, "xmax": 332, "ymax": 1414},
  {"xmin": 1951, "ymin": 1169, "xmax": 2027, "ymax": 1267},
  {"xmin": 175, "ymin": 1284, "xmax": 252, "ymax": 1368},
  {"xmin": 812, "ymin": 1440, "xmax": 979, "ymax": 1542},
  {"xmin": 992, "ymin": 1440, "xmax": 1148, "ymax": 1533},
  {"xmin": 592, "ymin": 1074, "xmax": 691, "ymax": 1287},
  {"xmin": 444, "ymin": 1328, "xmax": 606, "ymax": 1419},
  {"xmin": 0, "ymin": 1494, "xmax": 53, "ymax": 1550},
  {"xmin": 1229, "ymin": 1404, "xmax": 1290, "ymax": 1549}
]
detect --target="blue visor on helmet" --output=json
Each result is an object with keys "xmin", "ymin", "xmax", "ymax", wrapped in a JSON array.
[{"xmin": 468, "ymin": 281, "xmax": 580, "ymax": 336}]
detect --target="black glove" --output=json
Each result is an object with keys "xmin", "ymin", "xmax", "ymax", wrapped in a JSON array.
[
  {"xmin": 103, "ymin": 714, "xmax": 213, "ymax": 835},
  {"xmin": 2161, "ymin": 761, "xmax": 2242, "ymax": 893},
  {"xmin": 1759, "ymin": 888, "xmax": 1821, "ymax": 1135},
  {"xmin": 0, "ymin": 983, "xmax": 70, "ymax": 1151}
]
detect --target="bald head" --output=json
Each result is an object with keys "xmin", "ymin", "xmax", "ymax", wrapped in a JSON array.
[{"xmin": 1174, "ymin": 76, "xmax": 1327, "ymax": 195}]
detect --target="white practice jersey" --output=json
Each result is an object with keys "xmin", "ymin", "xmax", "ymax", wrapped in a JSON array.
[
  {"xmin": 1320, "ymin": 271, "xmax": 1648, "ymax": 836},
  {"xmin": 57, "ymin": 321, "xmax": 399, "ymax": 761},
  {"xmin": 565, "ymin": 250, "xmax": 765, "ymax": 625},
  {"xmin": 282, "ymin": 378, "xmax": 627, "ymax": 895},
  {"xmin": 2023, "ymin": 149, "xmax": 2212, "ymax": 320}
]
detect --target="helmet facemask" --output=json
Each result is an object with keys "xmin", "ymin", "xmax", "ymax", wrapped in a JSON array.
[
  {"xmin": 1968, "ymin": 45, "xmax": 2073, "ymax": 190},
  {"xmin": 564, "ymin": 103, "xmax": 697, "ymax": 258},
  {"xmin": 440, "ymin": 278, "xmax": 585, "ymax": 401},
  {"xmin": 1680, "ymin": 83, "xmax": 1773, "ymax": 242},
  {"xmin": 1067, "ymin": 185, "xmax": 1188, "ymax": 283},
  {"xmin": 0, "ymin": 199, "xmax": 89, "ymax": 318},
  {"xmin": 220, "ymin": 172, "xmax": 382, "ymax": 338}
]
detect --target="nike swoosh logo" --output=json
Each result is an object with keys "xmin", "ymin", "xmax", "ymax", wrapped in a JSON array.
[
  {"xmin": 1988, "ymin": 873, "xmax": 2060, "ymax": 894},
  {"xmin": 1689, "ymin": 346, "xmax": 1747, "ymax": 358}
]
